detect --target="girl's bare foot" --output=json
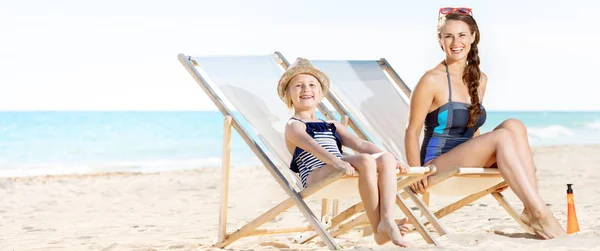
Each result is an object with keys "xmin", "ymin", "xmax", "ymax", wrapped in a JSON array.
[
  {"xmin": 373, "ymin": 218, "xmax": 409, "ymax": 244},
  {"xmin": 376, "ymin": 218, "xmax": 409, "ymax": 247},
  {"xmin": 373, "ymin": 231, "xmax": 390, "ymax": 245}
]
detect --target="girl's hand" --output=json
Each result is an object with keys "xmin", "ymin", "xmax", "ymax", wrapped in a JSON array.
[
  {"xmin": 399, "ymin": 222, "xmax": 410, "ymax": 236},
  {"xmin": 333, "ymin": 159, "xmax": 356, "ymax": 176},
  {"xmin": 396, "ymin": 161, "xmax": 410, "ymax": 175},
  {"xmin": 396, "ymin": 218, "xmax": 410, "ymax": 236}
]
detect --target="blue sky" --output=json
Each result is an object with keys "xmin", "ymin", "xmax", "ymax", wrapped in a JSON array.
[{"xmin": 1, "ymin": 0, "xmax": 598, "ymax": 111}]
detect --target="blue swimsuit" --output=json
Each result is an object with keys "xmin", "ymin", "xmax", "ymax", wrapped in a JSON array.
[
  {"xmin": 420, "ymin": 64, "xmax": 487, "ymax": 165},
  {"xmin": 289, "ymin": 118, "xmax": 344, "ymax": 188}
]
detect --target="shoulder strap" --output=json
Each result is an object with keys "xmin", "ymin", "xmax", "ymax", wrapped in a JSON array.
[
  {"xmin": 444, "ymin": 62, "xmax": 452, "ymax": 102},
  {"xmin": 289, "ymin": 117, "xmax": 306, "ymax": 124}
]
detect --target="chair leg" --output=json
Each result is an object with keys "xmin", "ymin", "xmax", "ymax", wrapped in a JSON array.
[
  {"xmin": 330, "ymin": 213, "xmax": 369, "ymax": 237},
  {"xmin": 218, "ymin": 116, "xmax": 233, "ymax": 243},
  {"xmin": 215, "ymin": 195, "xmax": 340, "ymax": 249},
  {"xmin": 332, "ymin": 199, "xmax": 340, "ymax": 231},
  {"xmin": 395, "ymin": 193, "xmax": 440, "ymax": 246},
  {"xmin": 213, "ymin": 196, "xmax": 297, "ymax": 248},
  {"xmin": 214, "ymin": 170, "xmax": 345, "ymax": 250},
  {"xmin": 422, "ymin": 181, "xmax": 508, "ymax": 226},
  {"xmin": 491, "ymin": 192, "xmax": 535, "ymax": 234},
  {"xmin": 321, "ymin": 198, "xmax": 329, "ymax": 220},
  {"xmin": 299, "ymin": 200, "xmax": 365, "ymax": 243},
  {"xmin": 289, "ymin": 182, "xmax": 341, "ymax": 249},
  {"xmin": 404, "ymin": 188, "xmax": 448, "ymax": 236}
]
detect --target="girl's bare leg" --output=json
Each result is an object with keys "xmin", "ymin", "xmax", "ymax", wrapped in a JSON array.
[
  {"xmin": 372, "ymin": 152, "xmax": 407, "ymax": 246},
  {"xmin": 306, "ymin": 153, "xmax": 407, "ymax": 247}
]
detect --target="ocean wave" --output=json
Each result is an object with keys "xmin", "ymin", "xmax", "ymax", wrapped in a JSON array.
[
  {"xmin": 584, "ymin": 121, "xmax": 600, "ymax": 129},
  {"xmin": 527, "ymin": 125, "xmax": 575, "ymax": 139}
]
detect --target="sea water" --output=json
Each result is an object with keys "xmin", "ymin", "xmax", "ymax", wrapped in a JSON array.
[{"xmin": 1, "ymin": 111, "xmax": 598, "ymax": 177}]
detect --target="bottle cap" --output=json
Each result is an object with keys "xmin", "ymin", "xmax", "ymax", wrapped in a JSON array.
[{"xmin": 567, "ymin": 184, "xmax": 573, "ymax": 194}]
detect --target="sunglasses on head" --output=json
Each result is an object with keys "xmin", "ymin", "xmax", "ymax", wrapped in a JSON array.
[{"xmin": 438, "ymin": 7, "xmax": 473, "ymax": 19}]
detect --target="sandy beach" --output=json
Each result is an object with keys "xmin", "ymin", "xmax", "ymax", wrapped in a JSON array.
[{"xmin": 1, "ymin": 145, "xmax": 600, "ymax": 251}]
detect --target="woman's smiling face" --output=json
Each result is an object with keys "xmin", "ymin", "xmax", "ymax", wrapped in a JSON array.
[{"xmin": 438, "ymin": 19, "xmax": 476, "ymax": 62}]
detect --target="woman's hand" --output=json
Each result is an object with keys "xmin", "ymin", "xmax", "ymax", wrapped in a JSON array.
[
  {"xmin": 396, "ymin": 161, "xmax": 410, "ymax": 175},
  {"xmin": 411, "ymin": 176, "xmax": 429, "ymax": 194},
  {"xmin": 332, "ymin": 159, "xmax": 356, "ymax": 176}
]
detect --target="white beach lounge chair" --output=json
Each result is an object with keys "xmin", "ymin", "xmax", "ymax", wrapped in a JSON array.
[{"xmin": 177, "ymin": 53, "xmax": 440, "ymax": 250}]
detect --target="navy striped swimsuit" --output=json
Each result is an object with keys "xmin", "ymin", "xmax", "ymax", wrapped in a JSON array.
[
  {"xmin": 420, "ymin": 64, "xmax": 487, "ymax": 165},
  {"xmin": 289, "ymin": 118, "xmax": 344, "ymax": 188}
]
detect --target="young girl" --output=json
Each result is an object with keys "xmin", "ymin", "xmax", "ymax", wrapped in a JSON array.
[{"xmin": 278, "ymin": 58, "xmax": 410, "ymax": 247}]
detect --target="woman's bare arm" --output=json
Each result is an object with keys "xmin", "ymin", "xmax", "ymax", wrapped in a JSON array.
[{"xmin": 405, "ymin": 73, "xmax": 437, "ymax": 167}]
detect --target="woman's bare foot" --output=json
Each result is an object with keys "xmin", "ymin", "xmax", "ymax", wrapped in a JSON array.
[
  {"xmin": 376, "ymin": 218, "xmax": 409, "ymax": 247},
  {"xmin": 527, "ymin": 209, "xmax": 567, "ymax": 239},
  {"xmin": 520, "ymin": 208, "xmax": 531, "ymax": 225},
  {"xmin": 520, "ymin": 208, "xmax": 542, "ymax": 237}
]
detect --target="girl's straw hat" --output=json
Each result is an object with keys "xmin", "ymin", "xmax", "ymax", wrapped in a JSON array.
[{"xmin": 277, "ymin": 57, "xmax": 330, "ymax": 101}]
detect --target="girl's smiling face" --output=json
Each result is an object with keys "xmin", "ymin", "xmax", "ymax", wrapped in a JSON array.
[{"xmin": 287, "ymin": 73, "xmax": 322, "ymax": 111}]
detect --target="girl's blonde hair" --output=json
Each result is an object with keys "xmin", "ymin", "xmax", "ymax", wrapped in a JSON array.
[{"xmin": 283, "ymin": 90, "xmax": 293, "ymax": 109}]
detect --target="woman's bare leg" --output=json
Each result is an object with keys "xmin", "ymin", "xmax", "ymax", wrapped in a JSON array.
[
  {"xmin": 428, "ymin": 128, "xmax": 565, "ymax": 239},
  {"xmin": 495, "ymin": 118, "xmax": 539, "ymax": 190},
  {"xmin": 494, "ymin": 118, "xmax": 540, "ymax": 224}
]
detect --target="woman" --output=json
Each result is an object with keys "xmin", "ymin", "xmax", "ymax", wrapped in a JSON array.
[
  {"xmin": 404, "ymin": 8, "xmax": 565, "ymax": 239},
  {"xmin": 279, "ymin": 58, "xmax": 410, "ymax": 247}
]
